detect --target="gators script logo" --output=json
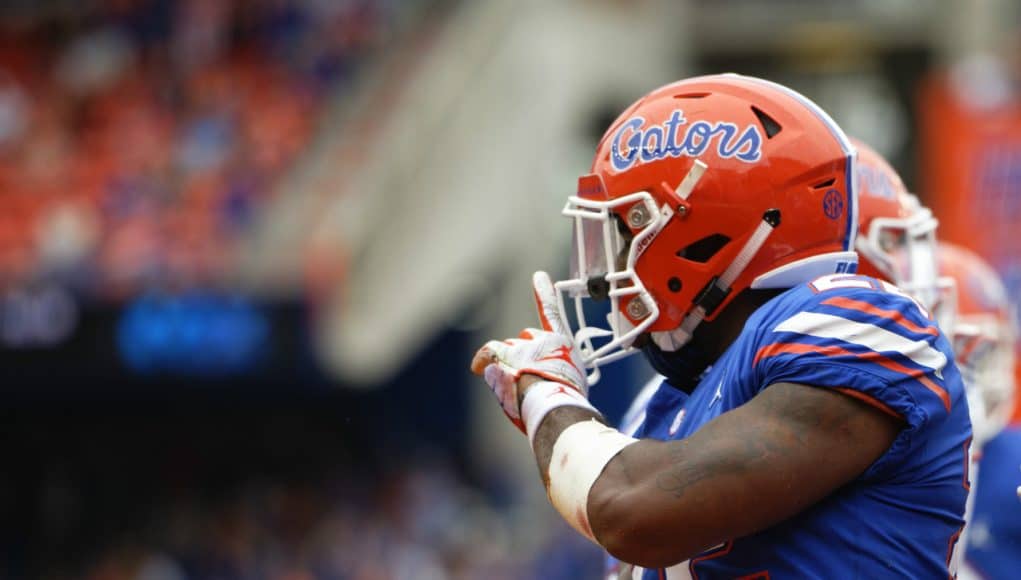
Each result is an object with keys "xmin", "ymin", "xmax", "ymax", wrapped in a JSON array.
[{"xmin": 610, "ymin": 109, "xmax": 763, "ymax": 172}]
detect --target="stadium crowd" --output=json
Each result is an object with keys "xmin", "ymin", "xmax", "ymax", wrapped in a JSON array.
[
  {"xmin": 10, "ymin": 403, "xmax": 595, "ymax": 579},
  {"xmin": 72, "ymin": 462, "xmax": 527, "ymax": 580},
  {"xmin": 0, "ymin": 0, "xmax": 401, "ymax": 298}
]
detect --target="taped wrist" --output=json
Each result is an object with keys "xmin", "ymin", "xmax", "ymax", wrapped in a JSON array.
[
  {"xmin": 547, "ymin": 419, "xmax": 638, "ymax": 544},
  {"xmin": 520, "ymin": 381, "xmax": 597, "ymax": 446}
]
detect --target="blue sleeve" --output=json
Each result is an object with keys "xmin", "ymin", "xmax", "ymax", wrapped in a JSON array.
[{"xmin": 750, "ymin": 277, "xmax": 966, "ymax": 477}]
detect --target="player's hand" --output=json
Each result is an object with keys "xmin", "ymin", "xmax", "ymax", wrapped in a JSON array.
[
  {"xmin": 471, "ymin": 327, "xmax": 588, "ymax": 431},
  {"xmin": 470, "ymin": 271, "xmax": 588, "ymax": 432}
]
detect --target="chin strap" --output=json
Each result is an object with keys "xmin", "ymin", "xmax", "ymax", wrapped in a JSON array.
[{"xmin": 653, "ymin": 209, "xmax": 781, "ymax": 352}]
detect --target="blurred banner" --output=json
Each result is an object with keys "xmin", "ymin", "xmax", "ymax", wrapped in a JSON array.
[{"xmin": 919, "ymin": 76, "xmax": 1021, "ymax": 266}]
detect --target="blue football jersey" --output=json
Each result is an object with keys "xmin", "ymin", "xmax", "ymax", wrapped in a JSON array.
[
  {"xmin": 963, "ymin": 425, "xmax": 1021, "ymax": 579},
  {"xmin": 611, "ymin": 275, "xmax": 972, "ymax": 579}
]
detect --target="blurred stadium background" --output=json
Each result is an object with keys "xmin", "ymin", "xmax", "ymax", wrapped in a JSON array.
[{"xmin": 0, "ymin": 0, "xmax": 1017, "ymax": 578}]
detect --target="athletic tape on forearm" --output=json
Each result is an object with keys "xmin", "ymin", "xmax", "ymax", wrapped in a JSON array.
[
  {"xmin": 547, "ymin": 419, "xmax": 638, "ymax": 543},
  {"xmin": 520, "ymin": 381, "xmax": 598, "ymax": 446}
]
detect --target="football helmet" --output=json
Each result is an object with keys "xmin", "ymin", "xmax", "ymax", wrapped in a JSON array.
[
  {"xmin": 853, "ymin": 139, "xmax": 943, "ymax": 312},
  {"xmin": 555, "ymin": 74, "xmax": 858, "ymax": 380},
  {"xmin": 938, "ymin": 243, "xmax": 1017, "ymax": 446}
]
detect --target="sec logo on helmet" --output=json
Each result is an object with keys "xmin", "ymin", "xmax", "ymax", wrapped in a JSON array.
[{"xmin": 823, "ymin": 189, "xmax": 845, "ymax": 219}]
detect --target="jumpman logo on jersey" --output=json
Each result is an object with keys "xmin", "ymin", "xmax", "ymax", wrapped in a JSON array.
[
  {"xmin": 710, "ymin": 377, "xmax": 725, "ymax": 408},
  {"xmin": 538, "ymin": 345, "xmax": 581, "ymax": 373}
]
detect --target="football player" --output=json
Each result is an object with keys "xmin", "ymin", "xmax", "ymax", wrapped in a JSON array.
[
  {"xmin": 850, "ymin": 140, "xmax": 999, "ymax": 576},
  {"xmin": 471, "ymin": 74, "xmax": 971, "ymax": 577},
  {"xmin": 933, "ymin": 243, "xmax": 1021, "ymax": 579}
]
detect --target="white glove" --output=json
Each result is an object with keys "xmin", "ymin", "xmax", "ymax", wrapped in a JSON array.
[
  {"xmin": 472, "ymin": 272, "xmax": 590, "ymax": 434},
  {"xmin": 478, "ymin": 327, "xmax": 588, "ymax": 432}
]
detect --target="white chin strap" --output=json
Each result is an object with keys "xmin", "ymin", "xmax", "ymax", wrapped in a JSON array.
[{"xmin": 652, "ymin": 210, "xmax": 780, "ymax": 352}]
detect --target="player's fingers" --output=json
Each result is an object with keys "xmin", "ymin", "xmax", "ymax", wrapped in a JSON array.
[
  {"xmin": 471, "ymin": 338, "xmax": 520, "ymax": 374},
  {"xmin": 533, "ymin": 271, "xmax": 569, "ymax": 336},
  {"xmin": 470, "ymin": 347, "xmax": 492, "ymax": 375},
  {"xmin": 470, "ymin": 343, "xmax": 503, "ymax": 375}
]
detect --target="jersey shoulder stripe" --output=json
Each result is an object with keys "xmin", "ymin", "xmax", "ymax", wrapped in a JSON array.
[
  {"xmin": 771, "ymin": 311, "xmax": 948, "ymax": 376},
  {"xmin": 818, "ymin": 295, "xmax": 938, "ymax": 338},
  {"xmin": 751, "ymin": 276, "xmax": 955, "ymax": 412}
]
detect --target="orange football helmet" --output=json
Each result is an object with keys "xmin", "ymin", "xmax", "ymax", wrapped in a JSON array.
[
  {"xmin": 554, "ymin": 74, "xmax": 858, "ymax": 378},
  {"xmin": 853, "ymin": 139, "xmax": 942, "ymax": 311},
  {"xmin": 938, "ymin": 243, "xmax": 1017, "ymax": 446}
]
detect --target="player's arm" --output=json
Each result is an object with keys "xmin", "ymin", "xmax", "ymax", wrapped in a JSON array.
[
  {"xmin": 473, "ymin": 273, "xmax": 901, "ymax": 567},
  {"xmin": 526, "ymin": 378, "xmax": 901, "ymax": 568}
]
